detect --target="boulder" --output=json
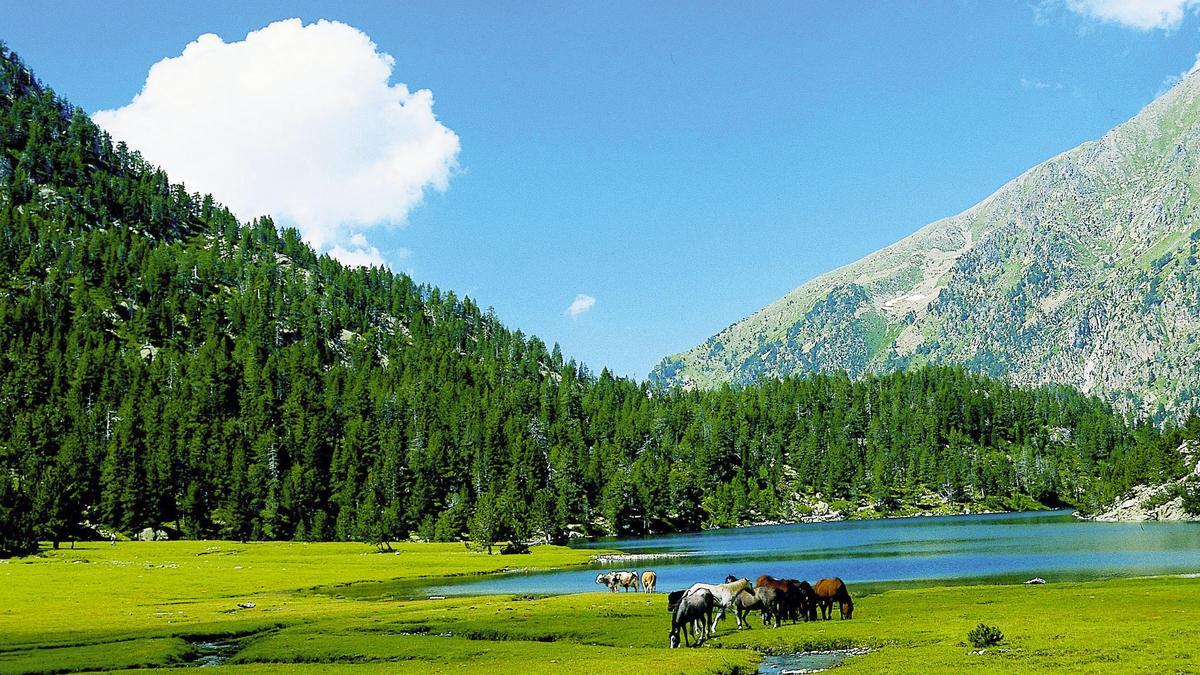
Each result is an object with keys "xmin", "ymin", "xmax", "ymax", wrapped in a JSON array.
[{"xmin": 135, "ymin": 527, "xmax": 170, "ymax": 541}]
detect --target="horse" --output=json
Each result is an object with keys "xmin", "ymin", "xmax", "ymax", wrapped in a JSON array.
[
  {"xmin": 669, "ymin": 589, "xmax": 714, "ymax": 648},
  {"xmin": 754, "ymin": 575, "xmax": 817, "ymax": 623},
  {"xmin": 731, "ymin": 589, "xmax": 764, "ymax": 629},
  {"xmin": 641, "ymin": 570, "xmax": 657, "ymax": 593},
  {"xmin": 792, "ymin": 579, "xmax": 819, "ymax": 622},
  {"xmin": 683, "ymin": 578, "xmax": 752, "ymax": 633},
  {"xmin": 667, "ymin": 589, "xmax": 687, "ymax": 613},
  {"xmin": 754, "ymin": 586, "xmax": 783, "ymax": 628},
  {"xmin": 612, "ymin": 570, "xmax": 640, "ymax": 592},
  {"xmin": 814, "ymin": 577, "xmax": 854, "ymax": 619}
]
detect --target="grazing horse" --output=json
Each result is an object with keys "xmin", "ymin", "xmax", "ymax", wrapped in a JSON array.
[
  {"xmin": 754, "ymin": 575, "xmax": 817, "ymax": 623},
  {"xmin": 667, "ymin": 589, "xmax": 687, "ymax": 613},
  {"xmin": 792, "ymin": 579, "xmax": 819, "ymax": 622},
  {"xmin": 754, "ymin": 586, "xmax": 783, "ymax": 628},
  {"xmin": 669, "ymin": 589, "xmax": 714, "ymax": 648},
  {"xmin": 814, "ymin": 577, "xmax": 854, "ymax": 619},
  {"xmin": 731, "ymin": 589, "xmax": 764, "ymax": 629},
  {"xmin": 612, "ymin": 570, "xmax": 640, "ymax": 592},
  {"xmin": 641, "ymin": 570, "xmax": 657, "ymax": 593},
  {"xmin": 683, "ymin": 578, "xmax": 753, "ymax": 633}
]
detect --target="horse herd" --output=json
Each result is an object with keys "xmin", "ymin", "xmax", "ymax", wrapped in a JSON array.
[{"xmin": 595, "ymin": 571, "xmax": 853, "ymax": 649}]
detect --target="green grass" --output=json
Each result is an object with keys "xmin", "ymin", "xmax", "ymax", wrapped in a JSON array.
[{"xmin": 3, "ymin": 542, "xmax": 1200, "ymax": 673}]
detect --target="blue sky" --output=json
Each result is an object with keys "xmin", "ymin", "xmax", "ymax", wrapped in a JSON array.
[{"xmin": 4, "ymin": 1, "xmax": 1200, "ymax": 378}]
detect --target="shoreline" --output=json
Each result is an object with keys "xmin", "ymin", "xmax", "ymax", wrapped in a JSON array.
[{"xmin": 573, "ymin": 505, "xmax": 1055, "ymax": 545}]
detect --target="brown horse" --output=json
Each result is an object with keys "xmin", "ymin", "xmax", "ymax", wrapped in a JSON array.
[
  {"xmin": 814, "ymin": 577, "xmax": 853, "ymax": 619},
  {"xmin": 754, "ymin": 575, "xmax": 816, "ymax": 622}
]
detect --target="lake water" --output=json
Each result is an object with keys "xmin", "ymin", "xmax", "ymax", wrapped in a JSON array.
[{"xmin": 422, "ymin": 510, "xmax": 1200, "ymax": 596}]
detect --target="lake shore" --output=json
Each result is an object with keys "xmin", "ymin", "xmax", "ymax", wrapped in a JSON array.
[{"xmin": 441, "ymin": 509, "xmax": 1200, "ymax": 597}]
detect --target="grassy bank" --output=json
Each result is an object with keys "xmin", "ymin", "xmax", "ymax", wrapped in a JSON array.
[{"xmin": 1, "ymin": 542, "xmax": 1198, "ymax": 673}]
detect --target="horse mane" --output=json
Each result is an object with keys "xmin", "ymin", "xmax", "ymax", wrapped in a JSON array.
[{"xmin": 723, "ymin": 578, "xmax": 751, "ymax": 594}]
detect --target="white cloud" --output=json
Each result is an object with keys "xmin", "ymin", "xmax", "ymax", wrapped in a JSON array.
[
  {"xmin": 1153, "ymin": 50, "xmax": 1200, "ymax": 96},
  {"xmin": 1020, "ymin": 76, "xmax": 1064, "ymax": 91},
  {"xmin": 328, "ymin": 232, "xmax": 385, "ymax": 267},
  {"xmin": 1064, "ymin": 0, "xmax": 1200, "ymax": 30},
  {"xmin": 566, "ymin": 294, "xmax": 596, "ymax": 319},
  {"xmin": 93, "ymin": 18, "xmax": 460, "ymax": 258}
]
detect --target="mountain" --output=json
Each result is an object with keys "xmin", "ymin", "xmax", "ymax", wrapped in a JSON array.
[
  {"xmin": 652, "ymin": 71, "xmax": 1200, "ymax": 419},
  {"xmin": 1, "ymin": 42, "xmax": 1193, "ymax": 555}
]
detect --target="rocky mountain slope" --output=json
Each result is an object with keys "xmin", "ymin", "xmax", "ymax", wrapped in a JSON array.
[{"xmin": 652, "ymin": 71, "xmax": 1200, "ymax": 418}]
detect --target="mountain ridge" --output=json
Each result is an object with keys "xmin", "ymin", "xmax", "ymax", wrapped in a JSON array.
[{"xmin": 652, "ymin": 69, "xmax": 1200, "ymax": 419}]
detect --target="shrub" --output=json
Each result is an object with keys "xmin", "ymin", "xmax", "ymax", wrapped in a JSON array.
[{"xmin": 968, "ymin": 623, "xmax": 1004, "ymax": 648}]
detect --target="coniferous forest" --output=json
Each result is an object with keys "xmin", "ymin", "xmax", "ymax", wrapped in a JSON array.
[{"xmin": 1, "ymin": 43, "xmax": 1196, "ymax": 556}]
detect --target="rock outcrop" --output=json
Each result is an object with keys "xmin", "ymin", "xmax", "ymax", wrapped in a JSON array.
[{"xmin": 1082, "ymin": 442, "xmax": 1200, "ymax": 522}]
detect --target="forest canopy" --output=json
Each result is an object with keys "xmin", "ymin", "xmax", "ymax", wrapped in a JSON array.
[{"xmin": 1, "ymin": 43, "xmax": 1194, "ymax": 556}]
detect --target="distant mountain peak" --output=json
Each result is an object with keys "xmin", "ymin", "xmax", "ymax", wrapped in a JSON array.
[{"xmin": 652, "ymin": 72, "xmax": 1200, "ymax": 419}]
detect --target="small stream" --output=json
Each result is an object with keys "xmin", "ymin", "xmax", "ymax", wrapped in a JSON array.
[
  {"xmin": 758, "ymin": 648, "xmax": 870, "ymax": 674},
  {"xmin": 183, "ymin": 639, "xmax": 239, "ymax": 667}
]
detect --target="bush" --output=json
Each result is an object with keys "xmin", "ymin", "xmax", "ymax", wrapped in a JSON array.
[{"xmin": 968, "ymin": 623, "xmax": 1004, "ymax": 648}]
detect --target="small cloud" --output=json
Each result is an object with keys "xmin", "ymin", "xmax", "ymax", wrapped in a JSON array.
[
  {"xmin": 566, "ymin": 294, "xmax": 596, "ymax": 319},
  {"xmin": 1020, "ymin": 76, "xmax": 1064, "ymax": 90},
  {"xmin": 1031, "ymin": 0, "xmax": 1059, "ymax": 26},
  {"xmin": 328, "ymin": 233, "xmax": 385, "ymax": 268},
  {"xmin": 1064, "ymin": 0, "xmax": 1200, "ymax": 31},
  {"xmin": 1155, "ymin": 50, "xmax": 1200, "ymax": 96}
]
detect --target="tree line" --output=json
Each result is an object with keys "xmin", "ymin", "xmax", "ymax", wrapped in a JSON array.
[{"xmin": 1, "ymin": 43, "xmax": 1195, "ymax": 556}]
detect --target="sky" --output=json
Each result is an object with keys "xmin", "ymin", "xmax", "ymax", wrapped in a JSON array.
[{"xmin": 3, "ymin": 1, "xmax": 1200, "ymax": 379}]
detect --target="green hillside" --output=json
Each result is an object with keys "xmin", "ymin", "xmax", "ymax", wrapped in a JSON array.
[{"xmin": 1, "ymin": 42, "xmax": 1194, "ymax": 556}]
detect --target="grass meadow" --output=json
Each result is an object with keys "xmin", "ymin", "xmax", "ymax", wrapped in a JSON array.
[{"xmin": 1, "ymin": 541, "xmax": 1198, "ymax": 673}]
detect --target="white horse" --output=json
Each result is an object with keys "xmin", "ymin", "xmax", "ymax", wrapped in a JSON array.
[{"xmin": 683, "ymin": 578, "xmax": 752, "ymax": 633}]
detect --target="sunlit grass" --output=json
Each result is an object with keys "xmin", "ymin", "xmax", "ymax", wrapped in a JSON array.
[{"xmin": 3, "ymin": 541, "xmax": 1199, "ymax": 673}]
